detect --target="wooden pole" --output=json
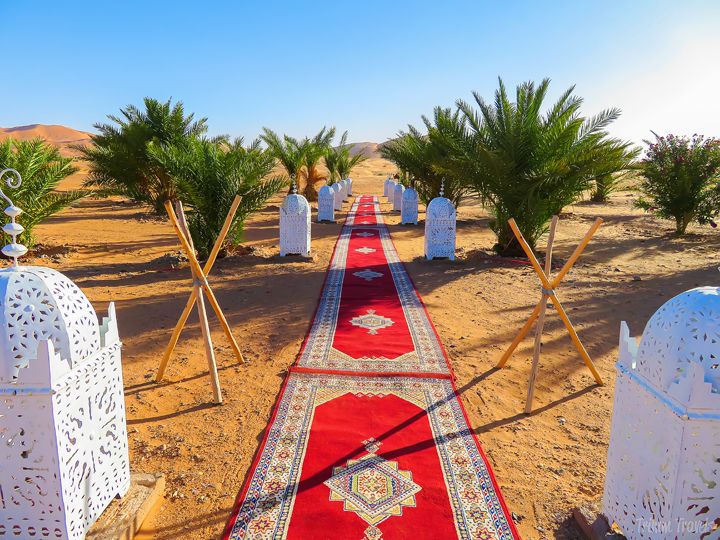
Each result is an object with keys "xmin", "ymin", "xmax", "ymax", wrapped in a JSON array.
[
  {"xmin": 496, "ymin": 216, "xmax": 604, "ymax": 393},
  {"xmin": 175, "ymin": 202, "xmax": 222, "ymax": 404},
  {"xmin": 157, "ymin": 197, "xmax": 244, "ymax": 382},
  {"xmin": 496, "ymin": 299, "xmax": 543, "ymax": 368},
  {"xmin": 508, "ymin": 218, "xmax": 553, "ymax": 289},
  {"xmin": 549, "ymin": 294, "xmax": 604, "ymax": 385},
  {"xmin": 525, "ymin": 216, "xmax": 558, "ymax": 413},
  {"xmin": 156, "ymin": 290, "xmax": 197, "ymax": 381},
  {"xmin": 550, "ymin": 218, "xmax": 603, "ymax": 289}
]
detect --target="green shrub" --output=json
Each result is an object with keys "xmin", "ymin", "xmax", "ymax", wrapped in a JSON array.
[
  {"xmin": 78, "ymin": 97, "xmax": 207, "ymax": 214},
  {"xmin": 636, "ymin": 133, "xmax": 720, "ymax": 234},
  {"xmin": 0, "ymin": 138, "xmax": 87, "ymax": 247},
  {"xmin": 381, "ymin": 108, "xmax": 471, "ymax": 206},
  {"xmin": 325, "ymin": 131, "xmax": 366, "ymax": 184},
  {"xmin": 150, "ymin": 137, "xmax": 285, "ymax": 259},
  {"xmin": 262, "ymin": 127, "xmax": 336, "ymax": 201}
]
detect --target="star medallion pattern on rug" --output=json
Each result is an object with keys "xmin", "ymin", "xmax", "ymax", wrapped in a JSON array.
[
  {"xmin": 353, "ymin": 269, "xmax": 384, "ymax": 282},
  {"xmin": 324, "ymin": 438, "xmax": 420, "ymax": 540},
  {"xmin": 350, "ymin": 309, "xmax": 394, "ymax": 334},
  {"xmin": 223, "ymin": 196, "xmax": 519, "ymax": 540}
]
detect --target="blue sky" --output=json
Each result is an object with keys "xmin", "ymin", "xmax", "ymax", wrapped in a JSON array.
[{"xmin": 2, "ymin": 0, "xmax": 719, "ymax": 147}]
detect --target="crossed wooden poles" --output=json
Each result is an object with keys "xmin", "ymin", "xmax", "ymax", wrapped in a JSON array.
[
  {"xmin": 497, "ymin": 216, "xmax": 604, "ymax": 413},
  {"xmin": 155, "ymin": 196, "xmax": 245, "ymax": 404}
]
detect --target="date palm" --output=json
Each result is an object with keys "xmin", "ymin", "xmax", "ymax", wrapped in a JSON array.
[
  {"xmin": 449, "ymin": 78, "xmax": 638, "ymax": 254},
  {"xmin": 0, "ymin": 138, "xmax": 88, "ymax": 247},
  {"xmin": 381, "ymin": 108, "xmax": 470, "ymax": 206},
  {"xmin": 326, "ymin": 131, "xmax": 366, "ymax": 184},
  {"xmin": 300, "ymin": 127, "xmax": 335, "ymax": 201},
  {"xmin": 261, "ymin": 128, "xmax": 306, "ymax": 190},
  {"xmin": 150, "ymin": 137, "xmax": 285, "ymax": 259},
  {"xmin": 263, "ymin": 127, "xmax": 335, "ymax": 201},
  {"xmin": 77, "ymin": 97, "xmax": 207, "ymax": 214}
]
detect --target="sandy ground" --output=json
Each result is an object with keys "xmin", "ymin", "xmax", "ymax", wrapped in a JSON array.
[{"xmin": 28, "ymin": 155, "xmax": 720, "ymax": 540}]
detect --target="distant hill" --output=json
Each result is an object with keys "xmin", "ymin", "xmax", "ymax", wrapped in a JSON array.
[
  {"xmin": 0, "ymin": 124, "xmax": 93, "ymax": 157},
  {"xmin": 344, "ymin": 142, "xmax": 383, "ymax": 159}
]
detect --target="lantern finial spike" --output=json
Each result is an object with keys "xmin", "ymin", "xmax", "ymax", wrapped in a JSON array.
[
  {"xmin": 0, "ymin": 169, "xmax": 27, "ymax": 267},
  {"xmin": 439, "ymin": 178, "xmax": 445, "ymax": 198}
]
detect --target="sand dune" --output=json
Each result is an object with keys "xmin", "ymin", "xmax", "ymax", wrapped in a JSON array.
[
  {"xmin": 345, "ymin": 141, "xmax": 383, "ymax": 159},
  {"xmin": 0, "ymin": 124, "xmax": 92, "ymax": 146},
  {"xmin": 0, "ymin": 124, "xmax": 94, "ymax": 189}
]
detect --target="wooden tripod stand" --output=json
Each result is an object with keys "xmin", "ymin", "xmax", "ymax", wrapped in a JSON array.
[
  {"xmin": 497, "ymin": 216, "xmax": 604, "ymax": 413},
  {"xmin": 155, "ymin": 196, "xmax": 245, "ymax": 404}
]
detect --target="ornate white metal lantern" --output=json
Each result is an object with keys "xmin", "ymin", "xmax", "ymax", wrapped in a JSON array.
[
  {"xmin": 340, "ymin": 179, "xmax": 349, "ymax": 201},
  {"xmin": 401, "ymin": 186, "xmax": 419, "ymax": 225},
  {"xmin": 603, "ymin": 286, "xmax": 720, "ymax": 539},
  {"xmin": 280, "ymin": 181, "xmax": 311, "ymax": 256},
  {"xmin": 424, "ymin": 183, "xmax": 456, "ymax": 260},
  {"xmin": 346, "ymin": 177, "xmax": 353, "ymax": 196},
  {"xmin": 317, "ymin": 184, "xmax": 335, "ymax": 223},
  {"xmin": 0, "ymin": 169, "xmax": 130, "ymax": 539},
  {"xmin": 392, "ymin": 183, "xmax": 405, "ymax": 212},
  {"xmin": 383, "ymin": 176, "xmax": 393, "ymax": 198},
  {"xmin": 331, "ymin": 183, "xmax": 343, "ymax": 211}
]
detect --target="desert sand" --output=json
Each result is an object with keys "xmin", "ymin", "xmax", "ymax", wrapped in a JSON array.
[{"xmin": 4, "ymin": 125, "xmax": 720, "ymax": 539}]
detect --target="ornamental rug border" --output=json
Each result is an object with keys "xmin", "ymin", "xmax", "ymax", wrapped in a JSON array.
[
  {"xmin": 296, "ymin": 196, "xmax": 450, "ymax": 375},
  {"xmin": 224, "ymin": 372, "xmax": 517, "ymax": 540}
]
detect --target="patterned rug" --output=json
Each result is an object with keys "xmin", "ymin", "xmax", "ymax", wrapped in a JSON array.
[{"xmin": 223, "ymin": 196, "xmax": 519, "ymax": 540}]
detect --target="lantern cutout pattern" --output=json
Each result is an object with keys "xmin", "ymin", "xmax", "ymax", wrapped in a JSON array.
[
  {"xmin": 392, "ymin": 183, "xmax": 405, "ymax": 212},
  {"xmin": 280, "ymin": 181, "xmax": 311, "ymax": 257},
  {"xmin": 603, "ymin": 286, "xmax": 720, "ymax": 539},
  {"xmin": 317, "ymin": 184, "xmax": 335, "ymax": 223},
  {"xmin": 0, "ymin": 168, "xmax": 130, "ymax": 540},
  {"xmin": 424, "ymin": 182, "xmax": 456, "ymax": 260},
  {"xmin": 401, "ymin": 187, "xmax": 419, "ymax": 225}
]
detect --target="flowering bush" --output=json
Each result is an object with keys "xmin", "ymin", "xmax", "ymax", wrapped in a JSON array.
[{"xmin": 637, "ymin": 133, "xmax": 720, "ymax": 234}]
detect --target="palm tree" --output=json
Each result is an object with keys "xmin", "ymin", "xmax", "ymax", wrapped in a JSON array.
[
  {"xmin": 381, "ymin": 108, "xmax": 470, "ymax": 206},
  {"xmin": 325, "ymin": 131, "xmax": 367, "ymax": 184},
  {"xmin": 262, "ymin": 127, "xmax": 335, "ymax": 201},
  {"xmin": 0, "ymin": 138, "xmax": 88, "ymax": 247},
  {"xmin": 261, "ymin": 128, "xmax": 306, "ymax": 191},
  {"xmin": 299, "ymin": 127, "xmax": 335, "ymax": 201},
  {"xmin": 448, "ymin": 78, "xmax": 638, "ymax": 254},
  {"xmin": 150, "ymin": 137, "xmax": 285, "ymax": 259},
  {"xmin": 77, "ymin": 97, "xmax": 207, "ymax": 214}
]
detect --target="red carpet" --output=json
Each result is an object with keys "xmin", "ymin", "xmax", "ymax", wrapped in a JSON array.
[{"xmin": 223, "ymin": 196, "xmax": 519, "ymax": 540}]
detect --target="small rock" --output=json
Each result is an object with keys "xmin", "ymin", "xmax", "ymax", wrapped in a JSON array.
[
  {"xmin": 558, "ymin": 416, "xmax": 566, "ymax": 426},
  {"xmin": 632, "ymin": 275, "xmax": 642, "ymax": 281}
]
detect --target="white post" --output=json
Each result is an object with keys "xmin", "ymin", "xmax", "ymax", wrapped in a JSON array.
[
  {"xmin": 401, "ymin": 187, "xmax": 419, "ymax": 225},
  {"xmin": 424, "ymin": 195, "xmax": 456, "ymax": 260},
  {"xmin": 602, "ymin": 287, "xmax": 720, "ymax": 539},
  {"xmin": 392, "ymin": 183, "xmax": 405, "ymax": 212},
  {"xmin": 317, "ymin": 184, "xmax": 335, "ymax": 223},
  {"xmin": 279, "ymin": 189, "xmax": 311, "ymax": 257},
  {"xmin": 0, "ymin": 169, "xmax": 130, "ymax": 539}
]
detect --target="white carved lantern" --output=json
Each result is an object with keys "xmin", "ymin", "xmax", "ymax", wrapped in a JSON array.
[
  {"xmin": 424, "ymin": 195, "xmax": 456, "ymax": 260},
  {"xmin": 279, "ymin": 188, "xmax": 311, "ymax": 257},
  {"xmin": 317, "ymin": 185, "xmax": 335, "ymax": 223},
  {"xmin": 392, "ymin": 183, "xmax": 405, "ymax": 212},
  {"xmin": 331, "ymin": 183, "xmax": 343, "ymax": 211},
  {"xmin": 0, "ymin": 168, "xmax": 129, "ymax": 539},
  {"xmin": 383, "ymin": 177, "xmax": 393, "ymax": 198},
  {"xmin": 346, "ymin": 177, "xmax": 353, "ymax": 196},
  {"xmin": 340, "ymin": 179, "xmax": 349, "ymax": 201},
  {"xmin": 401, "ymin": 187, "xmax": 419, "ymax": 225},
  {"xmin": 603, "ymin": 286, "xmax": 720, "ymax": 539}
]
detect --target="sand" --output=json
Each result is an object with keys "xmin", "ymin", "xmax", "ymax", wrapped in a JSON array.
[{"xmin": 8, "ymin": 130, "xmax": 717, "ymax": 539}]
